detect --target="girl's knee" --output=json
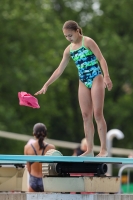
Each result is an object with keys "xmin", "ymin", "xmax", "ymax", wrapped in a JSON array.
[
  {"xmin": 94, "ymin": 111, "xmax": 103, "ymax": 122},
  {"xmin": 82, "ymin": 112, "xmax": 92, "ymax": 121}
]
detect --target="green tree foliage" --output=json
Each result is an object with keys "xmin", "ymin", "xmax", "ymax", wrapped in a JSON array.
[
  {"xmin": 0, "ymin": 0, "xmax": 133, "ymax": 154},
  {"xmin": 0, "ymin": 0, "xmax": 84, "ymax": 154}
]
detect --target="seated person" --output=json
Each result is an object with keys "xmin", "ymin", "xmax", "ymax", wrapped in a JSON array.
[{"xmin": 72, "ymin": 138, "xmax": 87, "ymax": 156}]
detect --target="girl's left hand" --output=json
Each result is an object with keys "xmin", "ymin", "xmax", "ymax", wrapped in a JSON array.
[{"xmin": 104, "ymin": 76, "xmax": 113, "ymax": 91}]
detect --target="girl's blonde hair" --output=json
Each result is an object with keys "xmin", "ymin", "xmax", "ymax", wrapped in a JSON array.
[{"xmin": 80, "ymin": 138, "xmax": 87, "ymax": 151}]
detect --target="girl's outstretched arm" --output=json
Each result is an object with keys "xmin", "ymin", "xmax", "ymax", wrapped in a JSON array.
[{"xmin": 35, "ymin": 46, "xmax": 70, "ymax": 95}]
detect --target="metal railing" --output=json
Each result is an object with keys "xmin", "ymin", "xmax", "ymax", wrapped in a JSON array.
[
  {"xmin": 118, "ymin": 165, "xmax": 133, "ymax": 193},
  {"xmin": 0, "ymin": 130, "xmax": 133, "ymax": 156}
]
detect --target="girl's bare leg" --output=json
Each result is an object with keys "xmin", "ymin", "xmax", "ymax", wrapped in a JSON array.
[
  {"xmin": 78, "ymin": 81, "xmax": 94, "ymax": 156},
  {"xmin": 91, "ymin": 75, "xmax": 108, "ymax": 157}
]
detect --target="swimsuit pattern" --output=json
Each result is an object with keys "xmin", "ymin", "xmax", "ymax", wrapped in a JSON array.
[{"xmin": 70, "ymin": 37, "xmax": 102, "ymax": 88}]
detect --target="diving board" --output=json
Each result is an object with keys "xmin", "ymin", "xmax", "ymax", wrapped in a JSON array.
[
  {"xmin": 0, "ymin": 155, "xmax": 133, "ymax": 164},
  {"xmin": 0, "ymin": 160, "xmax": 26, "ymax": 165}
]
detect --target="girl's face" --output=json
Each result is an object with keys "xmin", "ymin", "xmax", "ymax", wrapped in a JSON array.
[{"xmin": 63, "ymin": 29, "xmax": 79, "ymax": 43}]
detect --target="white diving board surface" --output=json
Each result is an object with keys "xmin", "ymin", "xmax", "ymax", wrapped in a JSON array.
[{"xmin": 0, "ymin": 155, "xmax": 133, "ymax": 164}]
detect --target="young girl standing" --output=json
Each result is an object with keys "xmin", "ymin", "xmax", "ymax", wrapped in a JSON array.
[{"xmin": 35, "ymin": 20, "xmax": 113, "ymax": 157}]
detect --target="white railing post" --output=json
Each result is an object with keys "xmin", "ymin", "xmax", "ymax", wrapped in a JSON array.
[{"xmin": 106, "ymin": 129, "xmax": 124, "ymax": 175}]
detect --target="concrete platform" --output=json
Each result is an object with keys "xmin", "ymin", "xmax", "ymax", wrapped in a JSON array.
[
  {"xmin": 43, "ymin": 176, "xmax": 120, "ymax": 193},
  {"xmin": 0, "ymin": 193, "xmax": 133, "ymax": 200}
]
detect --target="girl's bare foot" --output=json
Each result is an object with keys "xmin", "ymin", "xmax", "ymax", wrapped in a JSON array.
[
  {"xmin": 95, "ymin": 151, "xmax": 108, "ymax": 157},
  {"xmin": 79, "ymin": 151, "xmax": 94, "ymax": 157}
]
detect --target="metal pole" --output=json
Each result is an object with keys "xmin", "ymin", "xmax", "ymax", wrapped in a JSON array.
[
  {"xmin": 106, "ymin": 129, "xmax": 124, "ymax": 175},
  {"xmin": 118, "ymin": 165, "xmax": 133, "ymax": 193}
]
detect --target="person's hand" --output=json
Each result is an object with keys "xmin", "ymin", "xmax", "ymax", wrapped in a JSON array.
[
  {"xmin": 34, "ymin": 84, "xmax": 48, "ymax": 95},
  {"xmin": 104, "ymin": 76, "xmax": 113, "ymax": 91}
]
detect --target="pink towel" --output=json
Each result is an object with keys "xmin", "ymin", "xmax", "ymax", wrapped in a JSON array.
[{"xmin": 18, "ymin": 91, "xmax": 40, "ymax": 109}]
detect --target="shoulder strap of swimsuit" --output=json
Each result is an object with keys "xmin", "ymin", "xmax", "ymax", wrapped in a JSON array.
[
  {"xmin": 82, "ymin": 36, "xmax": 92, "ymax": 51},
  {"xmin": 42, "ymin": 143, "xmax": 49, "ymax": 155},
  {"xmin": 82, "ymin": 36, "xmax": 84, "ymax": 46},
  {"xmin": 31, "ymin": 143, "xmax": 38, "ymax": 155},
  {"xmin": 70, "ymin": 43, "xmax": 72, "ymax": 52}
]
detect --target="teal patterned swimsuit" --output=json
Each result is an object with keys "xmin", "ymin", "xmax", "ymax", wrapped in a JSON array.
[{"xmin": 70, "ymin": 36, "xmax": 102, "ymax": 88}]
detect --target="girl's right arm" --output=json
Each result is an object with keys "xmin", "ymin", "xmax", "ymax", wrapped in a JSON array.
[{"xmin": 35, "ymin": 46, "xmax": 70, "ymax": 95}]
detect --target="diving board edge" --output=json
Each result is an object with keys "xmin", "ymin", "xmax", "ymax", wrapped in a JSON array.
[{"xmin": 0, "ymin": 155, "xmax": 133, "ymax": 164}]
